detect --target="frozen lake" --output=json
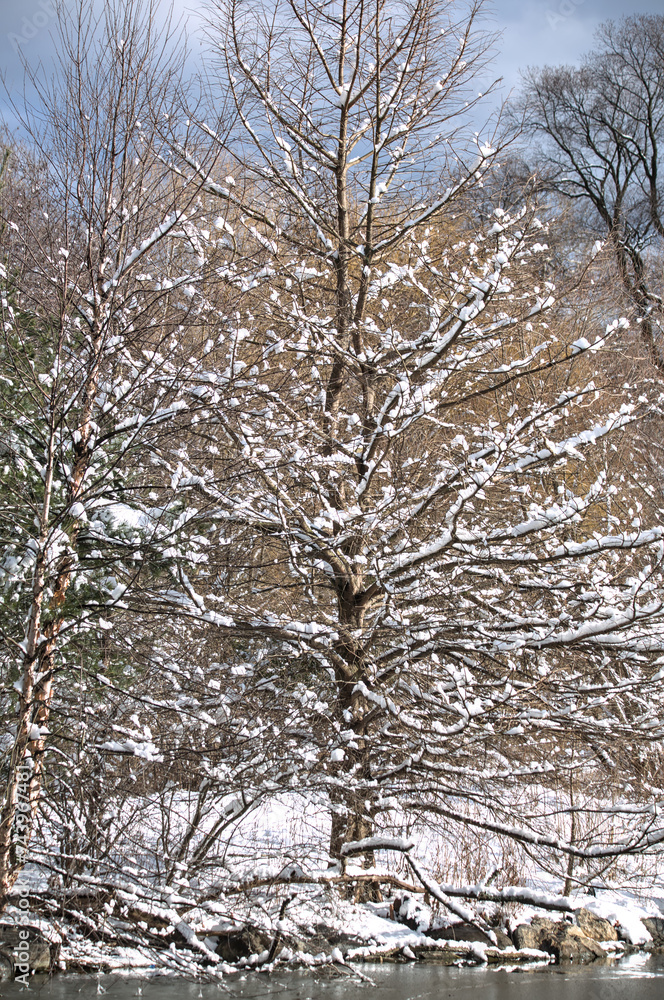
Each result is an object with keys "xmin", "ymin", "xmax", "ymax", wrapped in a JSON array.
[{"xmin": 2, "ymin": 954, "xmax": 664, "ymax": 1000}]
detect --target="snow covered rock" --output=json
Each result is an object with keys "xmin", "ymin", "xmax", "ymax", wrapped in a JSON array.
[
  {"xmin": 393, "ymin": 894, "xmax": 431, "ymax": 932},
  {"xmin": 212, "ymin": 927, "xmax": 272, "ymax": 963},
  {"xmin": 580, "ymin": 893, "xmax": 653, "ymax": 945}
]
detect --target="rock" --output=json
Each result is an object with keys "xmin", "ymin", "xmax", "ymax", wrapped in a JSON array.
[
  {"xmin": 0, "ymin": 925, "xmax": 53, "ymax": 974},
  {"xmin": 211, "ymin": 919, "xmax": 369, "ymax": 964},
  {"xmin": 539, "ymin": 924, "xmax": 605, "ymax": 963},
  {"xmin": 394, "ymin": 895, "xmax": 431, "ymax": 932},
  {"xmin": 513, "ymin": 920, "xmax": 553, "ymax": 950},
  {"xmin": 575, "ymin": 907, "xmax": 618, "ymax": 942},
  {"xmin": 428, "ymin": 922, "xmax": 493, "ymax": 945},
  {"xmin": 301, "ymin": 928, "xmax": 365, "ymax": 955},
  {"xmin": 493, "ymin": 928, "xmax": 514, "ymax": 949},
  {"xmin": 485, "ymin": 945, "xmax": 550, "ymax": 965},
  {"xmin": 64, "ymin": 956, "xmax": 112, "ymax": 974},
  {"xmin": 412, "ymin": 942, "xmax": 478, "ymax": 964},
  {"xmin": 643, "ymin": 917, "xmax": 664, "ymax": 945},
  {"xmin": 213, "ymin": 927, "xmax": 271, "ymax": 963},
  {"xmin": 513, "ymin": 916, "xmax": 605, "ymax": 963}
]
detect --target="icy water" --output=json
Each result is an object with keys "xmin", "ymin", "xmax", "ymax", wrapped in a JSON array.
[{"xmin": 2, "ymin": 955, "xmax": 664, "ymax": 1000}]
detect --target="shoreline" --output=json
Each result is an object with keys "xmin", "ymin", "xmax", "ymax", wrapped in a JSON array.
[{"xmin": 2, "ymin": 885, "xmax": 663, "ymax": 983}]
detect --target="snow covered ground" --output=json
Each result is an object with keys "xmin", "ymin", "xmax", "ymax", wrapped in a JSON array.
[{"xmin": 5, "ymin": 792, "xmax": 664, "ymax": 979}]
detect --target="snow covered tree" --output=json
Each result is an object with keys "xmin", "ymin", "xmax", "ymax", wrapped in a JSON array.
[
  {"xmin": 165, "ymin": 0, "xmax": 664, "ymax": 888},
  {"xmin": 0, "ymin": 0, "xmax": 222, "ymax": 905},
  {"xmin": 4, "ymin": 0, "xmax": 664, "ymax": 936}
]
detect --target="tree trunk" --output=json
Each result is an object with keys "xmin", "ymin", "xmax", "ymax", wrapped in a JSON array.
[{"xmin": 0, "ymin": 342, "xmax": 99, "ymax": 908}]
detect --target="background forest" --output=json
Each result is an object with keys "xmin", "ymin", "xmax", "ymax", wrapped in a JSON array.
[{"xmin": 2, "ymin": 0, "xmax": 664, "ymax": 975}]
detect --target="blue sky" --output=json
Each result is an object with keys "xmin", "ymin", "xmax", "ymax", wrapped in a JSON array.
[
  {"xmin": 491, "ymin": 0, "xmax": 664, "ymax": 96},
  {"xmin": 1, "ymin": 0, "xmax": 663, "ymax": 122}
]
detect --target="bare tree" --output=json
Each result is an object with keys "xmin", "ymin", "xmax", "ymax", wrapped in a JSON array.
[{"xmin": 520, "ymin": 14, "xmax": 664, "ymax": 370}]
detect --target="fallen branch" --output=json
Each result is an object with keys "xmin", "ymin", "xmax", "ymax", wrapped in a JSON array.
[
  {"xmin": 405, "ymin": 856, "xmax": 497, "ymax": 945},
  {"xmin": 421, "ymin": 880, "xmax": 575, "ymax": 913},
  {"xmin": 341, "ymin": 836, "xmax": 577, "ymax": 916},
  {"xmin": 227, "ymin": 873, "xmax": 424, "ymax": 895},
  {"xmin": 340, "ymin": 837, "xmax": 416, "ymax": 857}
]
